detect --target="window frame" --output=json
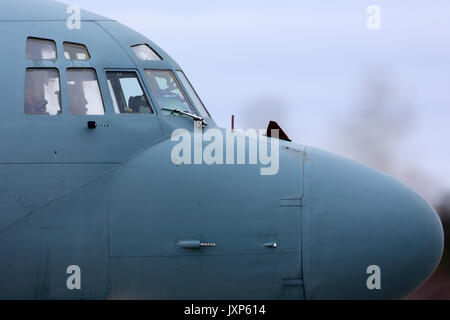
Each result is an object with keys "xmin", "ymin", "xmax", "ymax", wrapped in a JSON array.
[
  {"xmin": 66, "ymin": 68, "xmax": 106, "ymax": 116},
  {"xmin": 63, "ymin": 42, "xmax": 91, "ymax": 61},
  {"xmin": 26, "ymin": 37, "xmax": 58, "ymax": 61},
  {"xmin": 105, "ymin": 69, "xmax": 155, "ymax": 116},
  {"xmin": 131, "ymin": 44, "xmax": 163, "ymax": 62},
  {"xmin": 24, "ymin": 67, "xmax": 62, "ymax": 116}
]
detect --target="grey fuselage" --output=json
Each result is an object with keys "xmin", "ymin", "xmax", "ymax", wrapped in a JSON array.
[{"xmin": 0, "ymin": 0, "xmax": 444, "ymax": 300}]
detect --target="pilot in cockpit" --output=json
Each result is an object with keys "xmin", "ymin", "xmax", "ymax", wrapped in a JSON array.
[
  {"xmin": 127, "ymin": 95, "xmax": 151, "ymax": 114},
  {"xmin": 24, "ymin": 71, "xmax": 49, "ymax": 115}
]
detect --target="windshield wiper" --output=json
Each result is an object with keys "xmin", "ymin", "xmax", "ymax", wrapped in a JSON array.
[{"xmin": 161, "ymin": 107, "xmax": 207, "ymax": 127}]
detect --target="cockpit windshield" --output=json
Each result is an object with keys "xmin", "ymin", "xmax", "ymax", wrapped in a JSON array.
[
  {"xmin": 176, "ymin": 71, "xmax": 210, "ymax": 119},
  {"xmin": 144, "ymin": 70, "xmax": 196, "ymax": 115}
]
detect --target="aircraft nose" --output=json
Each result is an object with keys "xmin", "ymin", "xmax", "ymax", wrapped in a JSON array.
[{"xmin": 302, "ymin": 147, "xmax": 444, "ymax": 299}]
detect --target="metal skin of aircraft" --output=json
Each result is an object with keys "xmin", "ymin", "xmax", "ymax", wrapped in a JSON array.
[{"xmin": 0, "ymin": 0, "xmax": 444, "ymax": 300}]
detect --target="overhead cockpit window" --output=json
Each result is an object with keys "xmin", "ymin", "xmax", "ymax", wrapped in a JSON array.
[
  {"xmin": 144, "ymin": 70, "xmax": 196, "ymax": 115},
  {"xmin": 131, "ymin": 44, "xmax": 162, "ymax": 61},
  {"xmin": 67, "ymin": 69, "xmax": 105, "ymax": 115},
  {"xmin": 26, "ymin": 38, "xmax": 57, "ymax": 60},
  {"xmin": 64, "ymin": 42, "xmax": 91, "ymax": 60},
  {"xmin": 106, "ymin": 72, "xmax": 153, "ymax": 114},
  {"xmin": 24, "ymin": 69, "xmax": 61, "ymax": 115},
  {"xmin": 176, "ymin": 71, "xmax": 211, "ymax": 119}
]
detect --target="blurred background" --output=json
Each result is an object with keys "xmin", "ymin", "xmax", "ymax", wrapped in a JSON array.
[{"xmin": 63, "ymin": 0, "xmax": 450, "ymax": 299}]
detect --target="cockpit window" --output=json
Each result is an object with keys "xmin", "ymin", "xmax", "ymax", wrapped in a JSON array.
[
  {"xmin": 176, "ymin": 71, "xmax": 211, "ymax": 118},
  {"xmin": 131, "ymin": 44, "xmax": 162, "ymax": 61},
  {"xmin": 26, "ymin": 37, "xmax": 57, "ymax": 60},
  {"xmin": 106, "ymin": 71, "xmax": 153, "ymax": 114},
  {"xmin": 67, "ymin": 69, "xmax": 105, "ymax": 115},
  {"xmin": 64, "ymin": 42, "xmax": 90, "ymax": 60},
  {"xmin": 144, "ymin": 70, "xmax": 196, "ymax": 115},
  {"xmin": 24, "ymin": 69, "xmax": 61, "ymax": 115}
]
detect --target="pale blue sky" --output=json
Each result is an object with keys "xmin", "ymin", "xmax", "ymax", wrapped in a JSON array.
[{"xmin": 62, "ymin": 0, "xmax": 450, "ymax": 202}]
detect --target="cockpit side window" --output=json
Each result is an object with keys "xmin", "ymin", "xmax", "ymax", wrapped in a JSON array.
[
  {"xmin": 64, "ymin": 42, "xmax": 90, "ymax": 60},
  {"xmin": 131, "ymin": 44, "xmax": 162, "ymax": 61},
  {"xmin": 67, "ymin": 69, "xmax": 105, "ymax": 115},
  {"xmin": 24, "ymin": 69, "xmax": 61, "ymax": 115},
  {"xmin": 144, "ymin": 70, "xmax": 196, "ymax": 115},
  {"xmin": 106, "ymin": 71, "xmax": 153, "ymax": 114},
  {"xmin": 26, "ymin": 37, "xmax": 57, "ymax": 60},
  {"xmin": 176, "ymin": 71, "xmax": 211, "ymax": 119}
]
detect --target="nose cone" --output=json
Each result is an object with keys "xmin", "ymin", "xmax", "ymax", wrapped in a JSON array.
[{"xmin": 302, "ymin": 147, "xmax": 444, "ymax": 300}]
